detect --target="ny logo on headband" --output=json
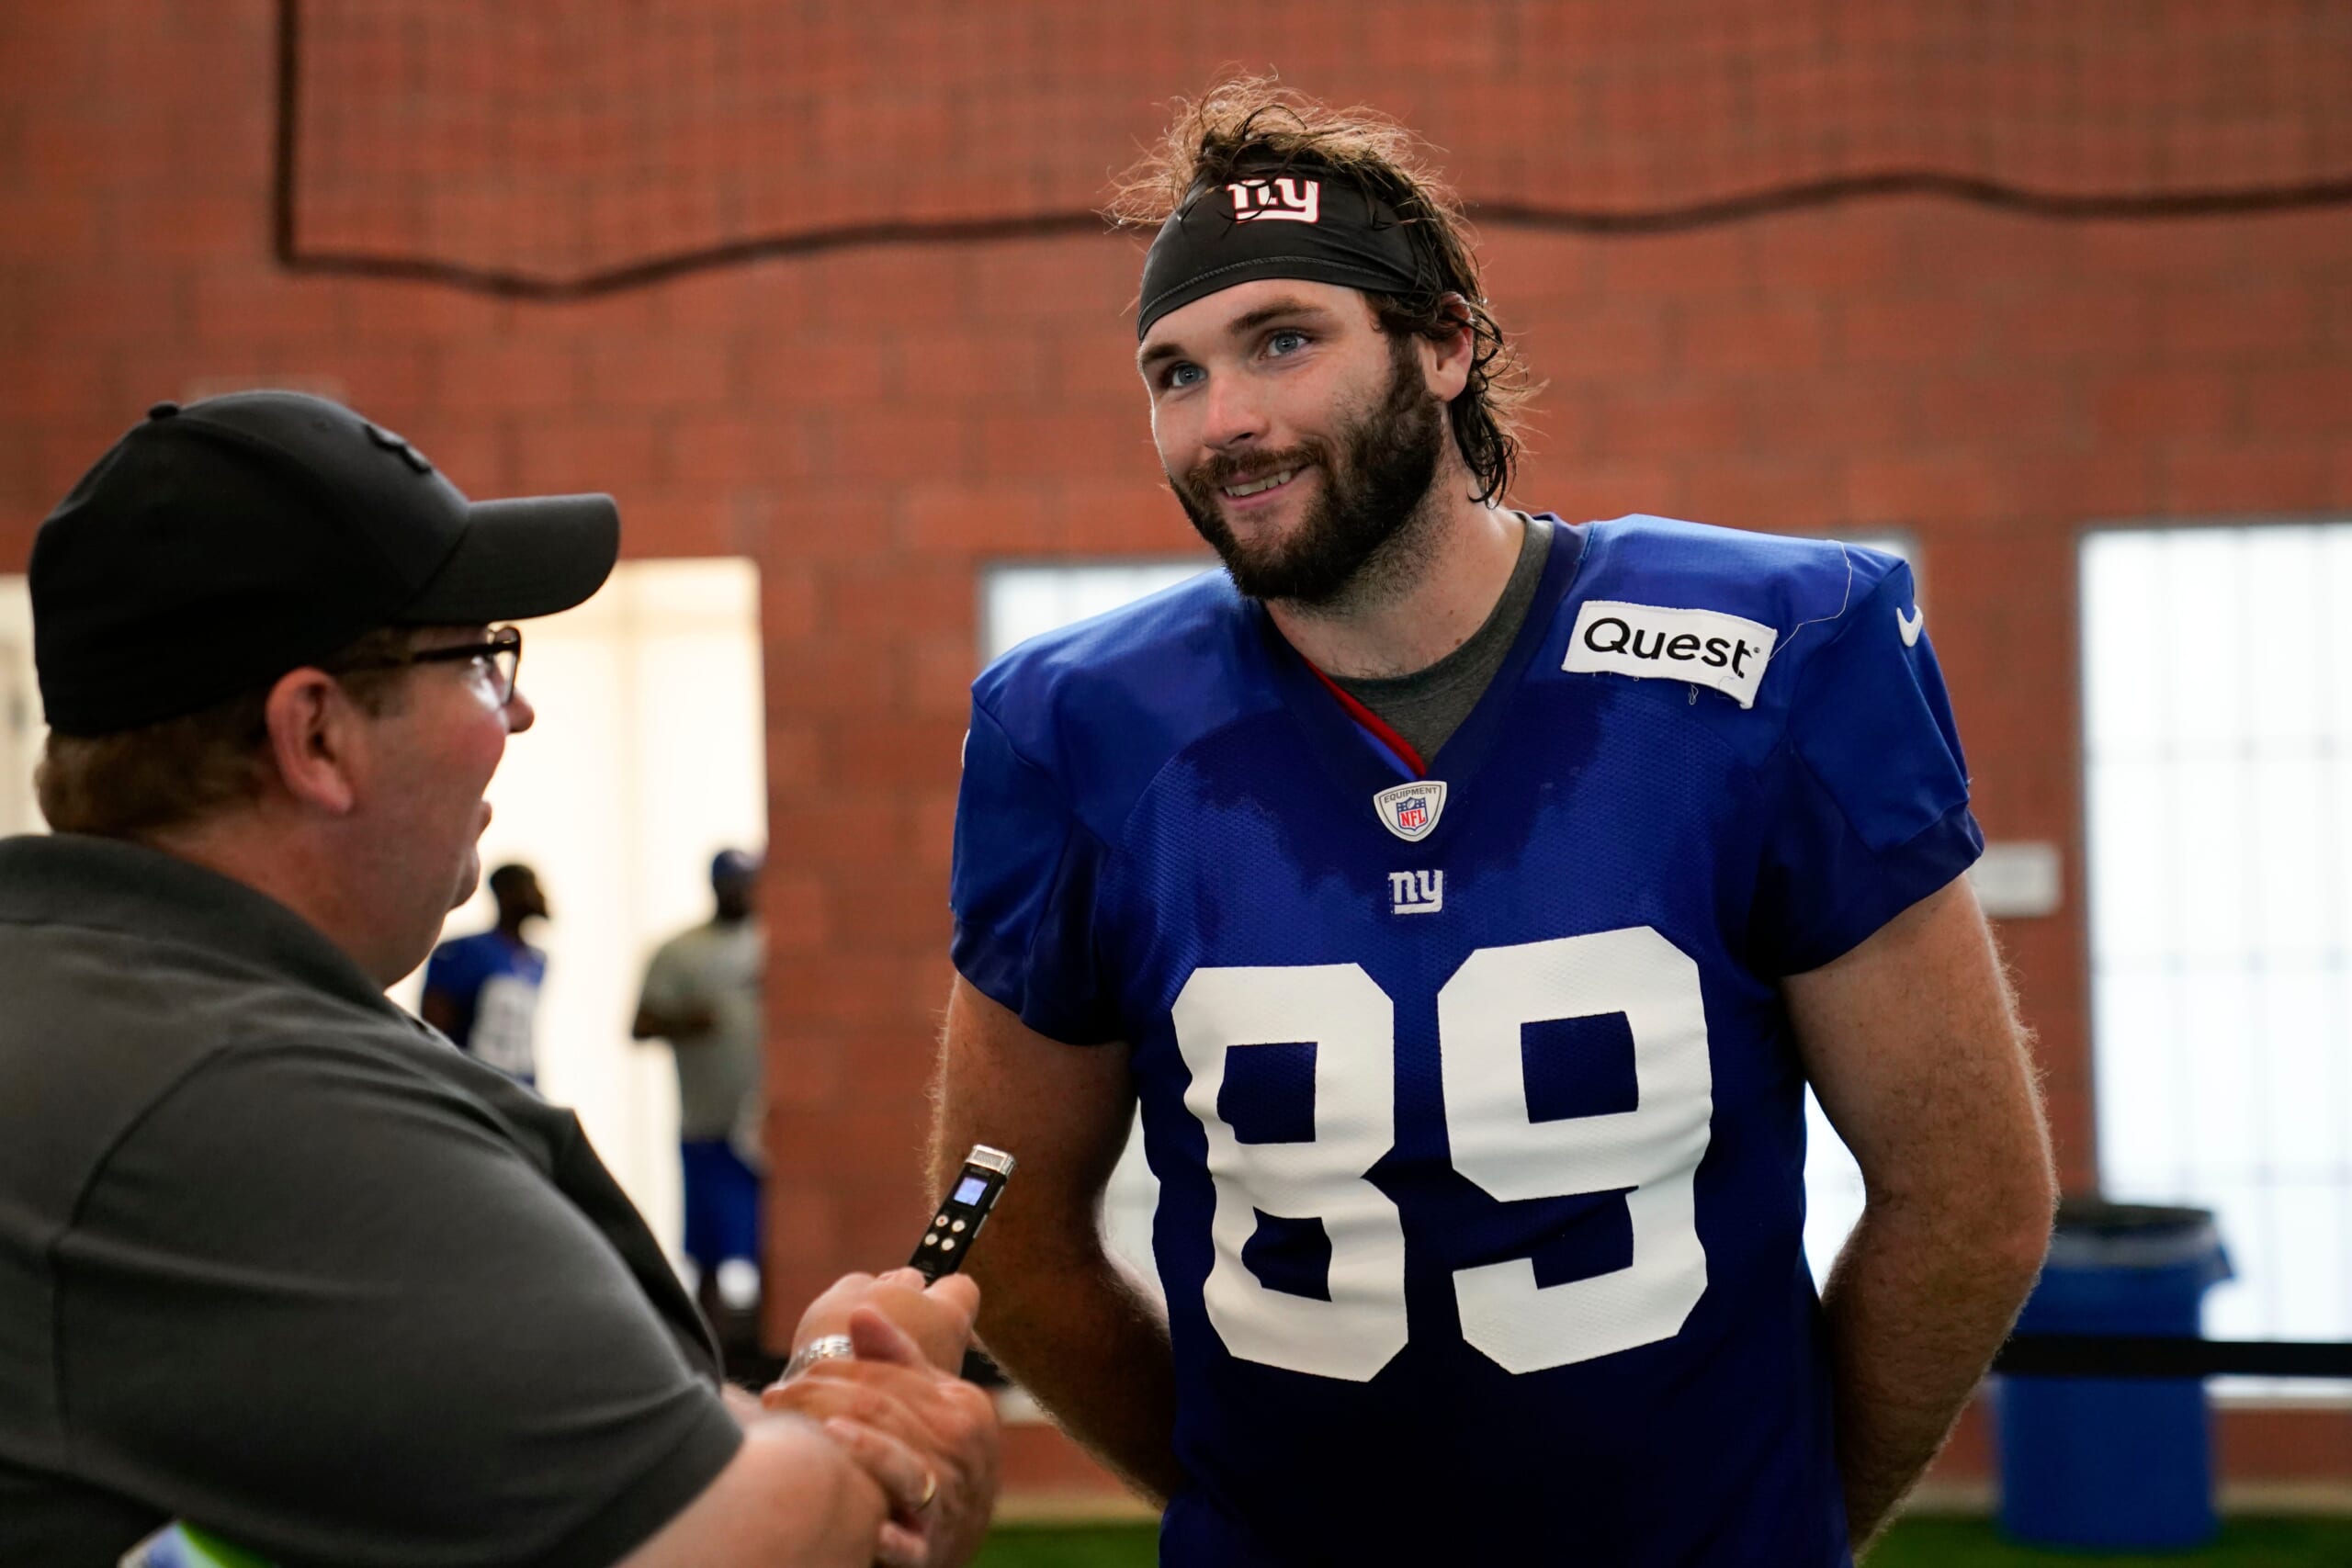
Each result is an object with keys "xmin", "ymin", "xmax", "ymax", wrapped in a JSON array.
[{"xmin": 1227, "ymin": 177, "xmax": 1321, "ymax": 224}]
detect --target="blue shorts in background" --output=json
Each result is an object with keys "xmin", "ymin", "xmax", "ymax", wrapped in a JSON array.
[{"xmin": 679, "ymin": 1138, "xmax": 760, "ymax": 1269}]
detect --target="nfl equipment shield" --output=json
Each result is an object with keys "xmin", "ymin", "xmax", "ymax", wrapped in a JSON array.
[{"xmin": 1373, "ymin": 780, "xmax": 1447, "ymax": 842}]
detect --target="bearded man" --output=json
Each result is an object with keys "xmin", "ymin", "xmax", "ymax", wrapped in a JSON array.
[{"xmin": 929, "ymin": 80, "xmax": 2053, "ymax": 1565}]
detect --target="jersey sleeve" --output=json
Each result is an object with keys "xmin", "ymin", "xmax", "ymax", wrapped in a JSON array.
[
  {"xmin": 949, "ymin": 696, "xmax": 1120, "ymax": 1045},
  {"xmin": 1752, "ymin": 558, "xmax": 1984, "ymax": 975},
  {"xmin": 56, "ymin": 1044, "xmax": 741, "ymax": 1568}
]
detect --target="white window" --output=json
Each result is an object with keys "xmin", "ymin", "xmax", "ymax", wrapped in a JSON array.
[
  {"xmin": 2083, "ymin": 525, "xmax": 2352, "ymax": 1399},
  {"xmin": 981, "ymin": 559, "xmax": 1216, "ymax": 664}
]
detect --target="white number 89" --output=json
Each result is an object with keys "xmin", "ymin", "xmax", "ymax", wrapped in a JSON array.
[{"xmin": 1172, "ymin": 927, "xmax": 1713, "ymax": 1382}]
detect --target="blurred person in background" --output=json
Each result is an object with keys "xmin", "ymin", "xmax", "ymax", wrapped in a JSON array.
[
  {"xmin": 0, "ymin": 392, "xmax": 995, "ymax": 1568},
  {"xmin": 635, "ymin": 847, "xmax": 769, "ymax": 1319},
  {"xmin": 421, "ymin": 860, "xmax": 550, "ymax": 1085},
  {"xmin": 931, "ymin": 80, "xmax": 2052, "ymax": 1566}
]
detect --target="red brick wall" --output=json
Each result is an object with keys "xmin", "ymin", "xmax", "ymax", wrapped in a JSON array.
[{"xmin": 6, "ymin": 0, "xmax": 2349, "ymax": 1502}]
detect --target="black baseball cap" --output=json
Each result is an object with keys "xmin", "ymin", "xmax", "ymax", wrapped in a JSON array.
[{"xmin": 31, "ymin": 390, "xmax": 621, "ymax": 736}]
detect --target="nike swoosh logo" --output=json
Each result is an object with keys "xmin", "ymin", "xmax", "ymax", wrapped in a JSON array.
[{"xmin": 1896, "ymin": 605, "xmax": 1924, "ymax": 648}]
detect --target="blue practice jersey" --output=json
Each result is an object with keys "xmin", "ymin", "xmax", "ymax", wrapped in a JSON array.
[
  {"xmin": 951, "ymin": 515, "xmax": 1981, "ymax": 1566},
  {"xmin": 421, "ymin": 930, "xmax": 547, "ymax": 1085}
]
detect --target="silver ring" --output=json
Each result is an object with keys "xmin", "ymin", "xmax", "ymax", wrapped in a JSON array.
[{"xmin": 784, "ymin": 1333, "xmax": 856, "ymax": 1381}]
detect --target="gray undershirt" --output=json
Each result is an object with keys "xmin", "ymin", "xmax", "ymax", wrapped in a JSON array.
[{"xmin": 1331, "ymin": 513, "xmax": 1554, "ymax": 761}]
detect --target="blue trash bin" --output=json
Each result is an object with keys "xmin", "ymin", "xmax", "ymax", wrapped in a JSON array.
[{"xmin": 1995, "ymin": 1199, "xmax": 2232, "ymax": 1550}]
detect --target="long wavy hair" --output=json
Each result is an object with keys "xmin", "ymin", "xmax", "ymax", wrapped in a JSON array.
[{"xmin": 1108, "ymin": 76, "xmax": 1536, "ymax": 503}]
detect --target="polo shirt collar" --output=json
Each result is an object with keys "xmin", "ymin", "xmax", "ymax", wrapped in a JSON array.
[{"xmin": 0, "ymin": 833, "xmax": 401, "ymax": 1015}]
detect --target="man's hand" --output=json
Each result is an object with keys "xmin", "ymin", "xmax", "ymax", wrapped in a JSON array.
[
  {"xmin": 791, "ymin": 1267, "xmax": 979, "ymax": 1374},
  {"xmin": 765, "ymin": 1302, "xmax": 1000, "ymax": 1568}
]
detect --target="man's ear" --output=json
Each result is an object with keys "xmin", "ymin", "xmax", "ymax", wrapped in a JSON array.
[
  {"xmin": 1421, "ymin": 293, "xmax": 1476, "ymax": 403},
  {"xmin": 261, "ymin": 668, "xmax": 366, "ymax": 816}
]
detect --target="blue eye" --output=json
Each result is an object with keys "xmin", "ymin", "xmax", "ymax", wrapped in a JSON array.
[
  {"xmin": 1267, "ymin": 330, "xmax": 1308, "ymax": 355},
  {"xmin": 1163, "ymin": 363, "xmax": 1204, "ymax": 389}
]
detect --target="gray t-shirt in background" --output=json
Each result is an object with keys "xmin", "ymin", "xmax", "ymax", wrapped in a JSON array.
[
  {"xmin": 637, "ymin": 919, "xmax": 764, "ymax": 1155},
  {"xmin": 1330, "ymin": 513, "xmax": 1555, "ymax": 761},
  {"xmin": 0, "ymin": 834, "xmax": 739, "ymax": 1568}
]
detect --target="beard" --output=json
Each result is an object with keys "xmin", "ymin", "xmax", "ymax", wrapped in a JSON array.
[{"xmin": 1170, "ymin": 334, "xmax": 1448, "ymax": 609}]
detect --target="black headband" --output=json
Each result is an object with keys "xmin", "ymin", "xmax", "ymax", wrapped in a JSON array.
[{"xmin": 1136, "ymin": 171, "xmax": 1426, "ymax": 341}]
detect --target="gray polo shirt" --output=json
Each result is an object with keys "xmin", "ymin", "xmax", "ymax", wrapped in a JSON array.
[{"xmin": 0, "ymin": 835, "xmax": 741, "ymax": 1566}]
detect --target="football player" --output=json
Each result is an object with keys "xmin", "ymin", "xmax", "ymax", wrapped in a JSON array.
[{"xmin": 932, "ymin": 79, "xmax": 2053, "ymax": 1565}]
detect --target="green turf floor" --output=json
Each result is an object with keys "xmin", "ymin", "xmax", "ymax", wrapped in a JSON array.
[
  {"xmin": 1869, "ymin": 1517, "xmax": 2352, "ymax": 1567},
  {"xmin": 971, "ymin": 1517, "xmax": 2352, "ymax": 1567}
]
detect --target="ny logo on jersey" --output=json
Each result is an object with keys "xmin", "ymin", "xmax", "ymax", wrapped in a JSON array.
[
  {"xmin": 1227, "ymin": 177, "xmax": 1321, "ymax": 223},
  {"xmin": 1388, "ymin": 869, "xmax": 1443, "ymax": 915}
]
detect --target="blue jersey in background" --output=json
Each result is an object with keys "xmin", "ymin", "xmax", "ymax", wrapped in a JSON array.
[
  {"xmin": 421, "ymin": 931, "xmax": 547, "ymax": 1086},
  {"xmin": 951, "ymin": 515, "xmax": 1980, "ymax": 1566}
]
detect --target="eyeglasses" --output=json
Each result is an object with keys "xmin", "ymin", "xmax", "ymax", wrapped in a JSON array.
[{"xmin": 335, "ymin": 625, "xmax": 524, "ymax": 705}]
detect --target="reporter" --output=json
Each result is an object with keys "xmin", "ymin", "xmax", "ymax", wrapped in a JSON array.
[{"xmin": 0, "ymin": 392, "xmax": 997, "ymax": 1566}]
